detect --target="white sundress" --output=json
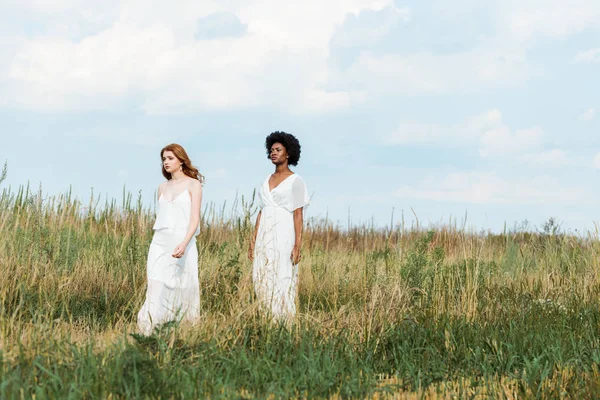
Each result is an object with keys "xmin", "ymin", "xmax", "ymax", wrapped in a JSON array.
[
  {"xmin": 137, "ymin": 188, "xmax": 200, "ymax": 334},
  {"xmin": 252, "ymin": 174, "xmax": 310, "ymax": 319}
]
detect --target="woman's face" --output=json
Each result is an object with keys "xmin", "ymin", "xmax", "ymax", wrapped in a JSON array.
[
  {"xmin": 162, "ymin": 151, "xmax": 182, "ymax": 174},
  {"xmin": 269, "ymin": 142, "xmax": 288, "ymax": 165}
]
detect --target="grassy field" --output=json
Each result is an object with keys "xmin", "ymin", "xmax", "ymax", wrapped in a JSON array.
[{"xmin": 1, "ymin": 174, "xmax": 600, "ymax": 398}]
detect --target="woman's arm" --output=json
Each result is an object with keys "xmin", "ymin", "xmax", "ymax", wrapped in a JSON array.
[
  {"xmin": 172, "ymin": 180, "xmax": 202, "ymax": 258},
  {"xmin": 157, "ymin": 182, "xmax": 166, "ymax": 200},
  {"xmin": 248, "ymin": 211, "xmax": 262, "ymax": 261},
  {"xmin": 291, "ymin": 207, "xmax": 303, "ymax": 265}
]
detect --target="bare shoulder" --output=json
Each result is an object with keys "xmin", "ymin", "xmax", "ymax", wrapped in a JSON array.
[
  {"xmin": 187, "ymin": 178, "xmax": 203, "ymax": 193},
  {"xmin": 158, "ymin": 181, "xmax": 168, "ymax": 193}
]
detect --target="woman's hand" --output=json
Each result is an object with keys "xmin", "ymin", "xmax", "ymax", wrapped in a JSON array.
[
  {"xmin": 291, "ymin": 245, "xmax": 301, "ymax": 265},
  {"xmin": 172, "ymin": 242, "xmax": 188, "ymax": 258}
]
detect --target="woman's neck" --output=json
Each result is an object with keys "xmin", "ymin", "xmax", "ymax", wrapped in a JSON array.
[
  {"xmin": 170, "ymin": 171, "xmax": 187, "ymax": 181},
  {"xmin": 274, "ymin": 164, "xmax": 291, "ymax": 175}
]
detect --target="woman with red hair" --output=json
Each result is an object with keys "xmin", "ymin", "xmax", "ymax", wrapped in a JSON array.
[{"xmin": 137, "ymin": 144, "xmax": 204, "ymax": 334}]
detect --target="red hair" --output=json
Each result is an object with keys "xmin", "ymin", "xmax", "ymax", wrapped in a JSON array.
[{"xmin": 160, "ymin": 143, "xmax": 204, "ymax": 183}]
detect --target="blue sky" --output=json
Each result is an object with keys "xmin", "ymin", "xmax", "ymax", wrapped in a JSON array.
[{"xmin": 0, "ymin": 0, "xmax": 599, "ymax": 232}]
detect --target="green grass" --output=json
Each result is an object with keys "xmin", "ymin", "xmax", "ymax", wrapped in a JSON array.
[{"xmin": 1, "ymin": 182, "xmax": 600, "ymax": 398}]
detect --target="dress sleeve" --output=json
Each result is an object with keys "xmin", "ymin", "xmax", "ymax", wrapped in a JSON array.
[{"xmin": 291, "ymin": 176, "xmax": 310, "ymax": 211}]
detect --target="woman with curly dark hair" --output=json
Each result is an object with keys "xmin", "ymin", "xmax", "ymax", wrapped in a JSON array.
[{"xmin": 249, "ymin": 131, "xmax": 310, "ymax": 319}]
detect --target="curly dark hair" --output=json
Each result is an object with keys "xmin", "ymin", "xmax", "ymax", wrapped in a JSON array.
[{"xmin": 265, "ymin": 131, "xmax": 302, "ymax": 166}]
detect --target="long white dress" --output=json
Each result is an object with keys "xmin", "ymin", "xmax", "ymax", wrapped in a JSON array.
[
  {"xmin": 253, "ymin": 174, "xmax": 310, "ymax": 319},
  {"xmin": 137, "ymin": 188, "xmax": 200, "ymax": 334}
]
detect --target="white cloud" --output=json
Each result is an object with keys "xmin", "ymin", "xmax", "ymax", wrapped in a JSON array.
[
  {"xmin": 1, "ymin": 0, "xmax": 122, "ymax": 39},
  {"xmin": 328, "ymin": 1, "xmax": 600, "ymax": 96},
  {"xmin": 336, "ymin": 48, "xmax": 532, "ymax": 96},
  {"xmin": 395, "ymin": 172, "xmax": 593, "ymax": 205},
  {"xmin": 3, "ymin": 0, "xmax": 101, "ymax": 13},
  {"xmin": 575, "ymin": 48, "xmax": 600, "ymax": 64},
  {"xmin": 579, "ymin": 108, "xmax": 597, "ymax": 121},
  {"xmin": 1, "ymin": 0, "xmax": 393, "ymax": 114},
  {"xmin": 387, "ymin": 109, "xmax": 499, "ymax": 145},
  {"xmin": 387, "ymin": 109, "xmax": 544, "ymax": 158},
  {"xmin": 479, "ymin": 126, "xmax": 543, "ymax": 157},
  {"xmin": 2, "ymin": 0, "xmax": 599, "ymax": 115},
  {"xmin": 330, "ymin": 5, "xmax": 410, "ymax": 48},
  {"xmin": 520, "ymin": 149, "xmax": 576, "ymax": 167},
  {"xmin": 504, "ymin": 0, "xmax": 600, "ymax": 41},
  {"xmin": 434, "ymin": 0, "xmax": 600, "ymax": 42}
]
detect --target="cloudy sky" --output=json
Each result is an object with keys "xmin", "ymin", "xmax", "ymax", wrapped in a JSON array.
[{"xmin": 0, "ymin": 0, "xmax": 599, "ymax": 232}]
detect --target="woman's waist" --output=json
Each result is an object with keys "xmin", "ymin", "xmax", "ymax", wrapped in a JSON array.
[
  {"xmin": 152, "ymin": 228, "xmax": 197, "ymax": 243},
  {"xmin": 154, "ymin": 207, "xmax": 190, "ymax": 223},
  {"xmin": 154, "ymin": 226, "xmax": 189, "ymax": 232},
  {"xmin": 153, "ymin": 224, "xmax": 200, "ymax": 235},
  {"xmin": 153, "ymin": 215, "xmax": 195, "ymax": 228},
  {"xmin": 152, "ymin": 218, "xmax": 200, "ymax": 236},
  {"xmin": 258, "ymin": 209, "xmax": 294, "ymax": 233},
  {"xmin": 262, "ymin": 205, "xmax": 292, "ymax": 213}
]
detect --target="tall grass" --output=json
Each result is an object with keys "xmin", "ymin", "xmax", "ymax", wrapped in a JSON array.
[{"xmin": 1, "ymin": 181, "xmax": 600, "ymax": 398}]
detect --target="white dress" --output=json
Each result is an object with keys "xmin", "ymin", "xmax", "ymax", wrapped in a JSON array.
[
  {"xmin": 137, "ymin": 188, "xmax": 201, "ymax": 334},
  {"xmin": 253, "ymin": 174, "xmax": 310, "ymax": 319}
]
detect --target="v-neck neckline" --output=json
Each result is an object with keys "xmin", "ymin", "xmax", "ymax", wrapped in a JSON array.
[
  {"xmin": 159, "ymin": 188, "xmax": 189, "ymax": 203},
  {"xmin": 267, "ymin": 173, "xmax": 295, "ymax": 193}
]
